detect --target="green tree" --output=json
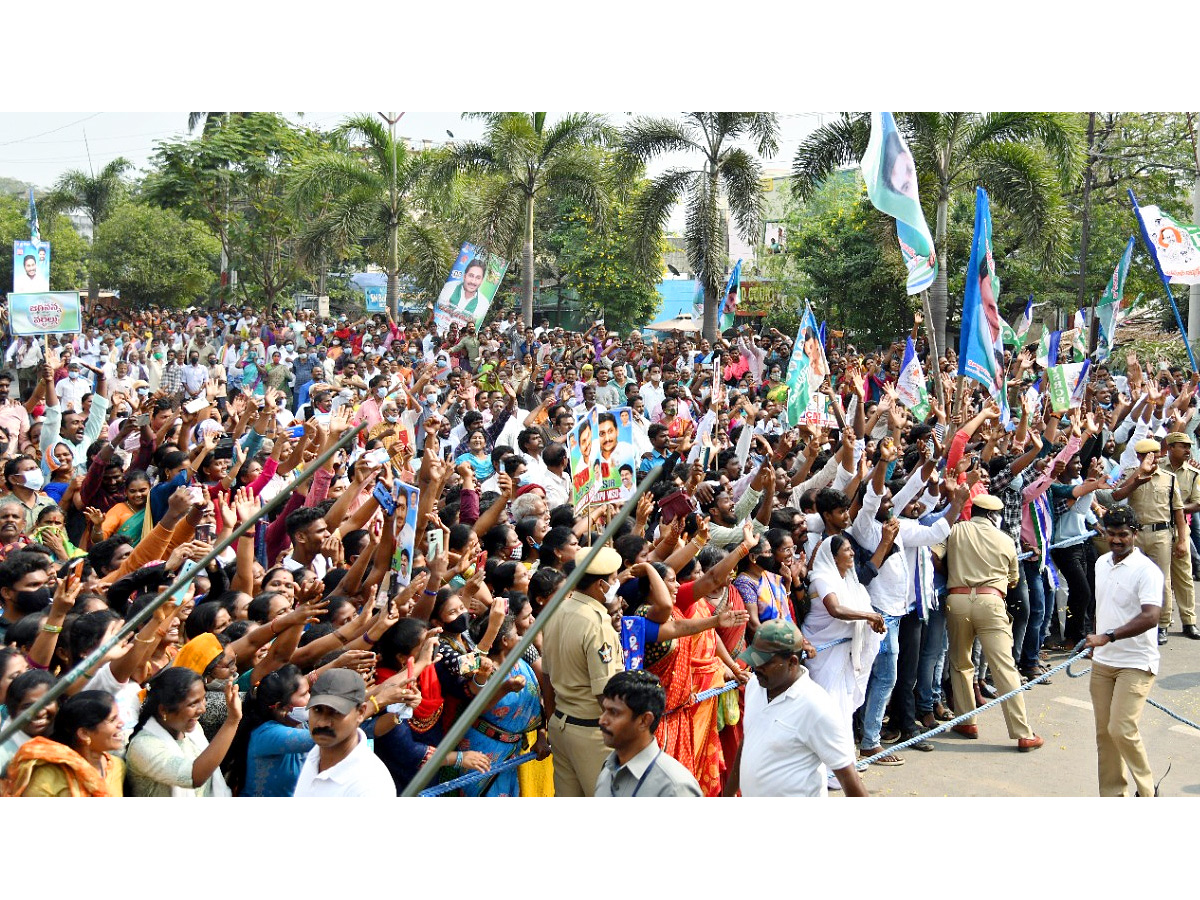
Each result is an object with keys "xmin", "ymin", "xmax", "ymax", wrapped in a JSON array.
[
  {"xmin": 91, "ymin": 201, "xmax": 219, "ymax": 305},
  {"xmin": 790, "ymin": 113, "xmax": 1084, "ymax": 353},
  {"xmin": 622, "ymin": 113, "xmax": 780, "ymax": 341},
  {"xmin": 145, "ymin": 113, "xmax": 318, "ymax": 307},
  {"xmin": 434, "ymin": 112, "xmax": 611, "ymax": 327},
  {"xmin": 43, "ymin": 157, "xmax": 133, "ymax": 301},
  {"xmin": 289, "ymin": 114, "xmax": 452, "ymax": 316}
]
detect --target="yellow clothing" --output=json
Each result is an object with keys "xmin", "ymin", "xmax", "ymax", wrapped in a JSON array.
[
  {"xmin": 21, "ymin": 755, "xmax": 125, "ymax": 797},
  {"xmin": 944, "ymin": 518, "xmax": 1018, "ymax": 593},
  {"xmin": 516, "ymin": 731, "xmax": 554, "ymax": 798}
]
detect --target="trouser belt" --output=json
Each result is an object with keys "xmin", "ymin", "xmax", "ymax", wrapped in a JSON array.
[
  {"xmin": 1146, "ymin": 522, "xmax": 1172, "ymax": 532},
  {"xmin": 947, "ymin": 586, "xmax": 1005, "ymax": 599},
  {"xmin": 553, "ymin": 709, "xmax": 600, "ymax": 727}
]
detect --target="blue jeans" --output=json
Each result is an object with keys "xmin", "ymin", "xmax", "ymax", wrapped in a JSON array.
[
  {"xmin": 859, "ymin": 614, "xmax": 901, "ymax": 750},
  {"xmin": 1019, "ymin": 559, "xmax": 1048, "ymax": 670},
  {"xmin": 916, "ymin": 603, "xmax": 948, "ymax": 714}
]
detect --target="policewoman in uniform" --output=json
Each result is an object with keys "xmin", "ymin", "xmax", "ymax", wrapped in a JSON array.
[
  {"xmin": 540, "ymin": 546, "xmax": 624, "ymax": 797},
  {"xmin": 1112, "ymin": 439, "xmax": 1187, "ymax": 645},
  {"xmin": 938, "ymin": 494, "xmax": 1043, "ymax": 751},
  {"xmin": 1158, "ymin": 432, "xmax": 1200, "ymax": 640}
]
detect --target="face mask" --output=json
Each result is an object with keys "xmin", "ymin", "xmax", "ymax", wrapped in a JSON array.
[
  {"xmin": 444, "ymin": 612, "xmax": 470, "ymax": 635},
  {"xmin": 14, "ymin": 586, "xmax": 53, "ymax": 615},
  {"xmin": 154, "ymin": 352, "xmax": 164, "ymax": 360},
  {"xmin": 375, "ymin": 387, "xmax": 387, "ymax": 399},
  {"xmin": 384, "ymin": 414, "xmax": 399, "ymax": 424},
  {"xmin": 21, "ymin": 470, "xmax": 45, "ymax": 491},
  {"xmin": 285, "ymin": 344, "xmax": 294, "ymax": 351},
  {"xmin": 510, "ymin": 545, "xmax": 524, "ymax": 561},
  {"xmin": 603, "ymin": 579, "xmax": 619, "ymax": 605},
  {"xmin": 70, "ymin": 372, "xmax": 81, "ymax": 380},
  {"xmin": 287, "ymin": 706, "xmax": 310, "ymax": 725}
]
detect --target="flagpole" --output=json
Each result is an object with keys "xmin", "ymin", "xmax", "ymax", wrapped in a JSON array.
[
  {"xmin": 1129, "ymin": 189, "xmax": 1198, "ymax": 371},
  {"xmin": 920, "ymin": 291, "xmax": 946, "ymax": 409}
]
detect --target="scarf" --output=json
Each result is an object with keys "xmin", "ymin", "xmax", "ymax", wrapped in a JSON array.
[
  {"xmin": 1030, "ymin": 495, "xmax": 1060, "ymax": 590},
  {"xmin": 1, "ymin": 737, "xmax": 110, "ymax": 797},
  {"xmin": 808, "ymin": 538, "xmax": 873, "ymax": 676},
  {"xmin": 139, "ymin": 716, "xmax": 230, "ymax": 797},
  {"xmin": 173, "ymin": 633, "xmax": 223, "ymax": 676}
]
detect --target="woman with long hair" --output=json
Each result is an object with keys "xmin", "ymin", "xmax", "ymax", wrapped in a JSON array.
[{"xmin": 1, "ymin": 691, "xmax": 125, "ymax": 797}]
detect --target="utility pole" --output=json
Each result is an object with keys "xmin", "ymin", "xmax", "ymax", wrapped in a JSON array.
[
  {"xmin": 379, "ymin": 111, "xmax": 404, "ymax": 319},
  {"xmin": 1080, "ymin": 113, "xmax": 1100, "ymax": 354},
  {"xmin": 1188, "ymin": 113, "xmax": 1200, "ymax": 347}
]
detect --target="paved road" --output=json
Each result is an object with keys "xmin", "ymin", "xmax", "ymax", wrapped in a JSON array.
[{"xmin": 853, "ymin": 629, "xmax": 1200, "ymax": 798}]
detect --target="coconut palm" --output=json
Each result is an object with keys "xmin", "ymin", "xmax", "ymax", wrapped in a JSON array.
[
  {"xmin": 622, "ymin": 113, "xmax": 779, "ymax": 340},
  {"xmin": 791, "ymin": 112, "xmax": 1084, "ymax": 352},
  {"xmin": 432, "ymin": 112, "xmax": 611, "ymax": 327},
  {"xmin": 288, "ymin": 114, "xmax": 451, "ymax": 316},
  {"xmin": 44, "ymin": 157, "xmax": 132, "ymax": 301}
]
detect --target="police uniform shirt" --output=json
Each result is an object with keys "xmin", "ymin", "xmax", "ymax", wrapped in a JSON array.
[
  {"xmin": 1160, "ymin": 457, "xmax": 1200, "ymax": 511},
  {"xmin": 944, "ymin": 518, "xmax": 1019, "ymax": 593},
  {"xmin": 541, "ymin": 590, "xmax": 623, "ymax": 718},
  {"xmin": 1125, "ymin": 467, "xmax": 1182, "ymax": 526}
]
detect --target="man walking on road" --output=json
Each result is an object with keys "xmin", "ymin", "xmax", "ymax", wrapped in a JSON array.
[{"xmin": 1086, "ymin": 506, "xmax": 1163, "ymax": 797}]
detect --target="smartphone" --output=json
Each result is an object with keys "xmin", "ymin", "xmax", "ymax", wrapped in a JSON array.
[
  {"xmin": 372, "ymin": 480, "xmax": 397, "ymax": 516},
  {"xmin": 194, "ymin": 523, "xmax": 215, "ymax": 542},
  {"xmin": 365, "ymin": 447, "xmax": 390, "ymax": 468},
  {"xmin": 288, "ymin": 424, "xmax": 306, "ymax": 439},
  {"xmin": 476, "ymin": 550, "xmax": 487, "ymax": 572},
  {"xmin": 457, "ymin": 651, "xmax": 482, "ymax": 676},
  {"xmin": 188, "ymin": 486, "xmax": 205, "ymax": 505},
  {"xmin": 183, "ymin": 397, "xmax": 210, "ymax": 415},
  {"xmin": 699, "ymin": 445, "xmax": 713, "ymax": 473},
  {"xmin": 375, "ymin": 571, "xmax": 394, "ymax": 610},
  {"xmin": 427, "ymin": 528, "xmax": 444, "ymax": 560},
  {"xmin": 135, "ymin": 413, "xmax": 151, "ymax": 427}
]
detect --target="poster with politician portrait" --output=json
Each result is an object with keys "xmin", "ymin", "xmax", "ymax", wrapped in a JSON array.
[
  {"xmin": 593, "ymin": 407, "xmax": 636, "ymax": 505},
  {"xmin": 12, "ymin": 240, "xmax": 50, "ymax": 293},
  {"xmin": 568, "ymin": 409, "xmax": 598, "ymax": 511},
  {"xmin": 390, "ymin": 483, "xmax": 420, "ymax": 587},
  {"xmin": 434, "ymin": 241, "xmax": 510, "ymax": 334}
]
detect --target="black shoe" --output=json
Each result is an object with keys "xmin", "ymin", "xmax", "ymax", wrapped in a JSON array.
[
  {"xmin": 901, "ymin": 730, "xmax": 935, "ymax": 751},
  {"xmin": 1157, "ymin": 628, "xmax": 1169, "ymax": 646},
  {"xmin": 1182, "ymin": 623, "xmax": 1200, "ymax": 640}
]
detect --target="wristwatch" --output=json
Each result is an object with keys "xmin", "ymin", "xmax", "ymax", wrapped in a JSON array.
[{"xmin": 1104, "ymin": 630, "xmax": 1117, "ymax": 644}]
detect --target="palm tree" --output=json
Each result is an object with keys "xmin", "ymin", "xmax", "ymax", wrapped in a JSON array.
[
  {"xmin": 791, "ymin": 112, "xmax": 1084, "ymax": 352},
  {"xmin": 622, "ymin": 113, "xmax": 779, "ymax": 340},
  {"xmin": 44, "ymin": 157, "xmax": 133, "ymax": 301},
  {"xmin": 433, "ymin": 113, "xmax": 610, "ymax": 327},
  {"xmin": 288, "ymin": 114, "xmax": 451, "ymax": 316}
]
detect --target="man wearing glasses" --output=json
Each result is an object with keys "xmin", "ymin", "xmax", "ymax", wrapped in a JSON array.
[{"xmin": 724, "ymin": 620, "xmax": 869, "ymax": 797}]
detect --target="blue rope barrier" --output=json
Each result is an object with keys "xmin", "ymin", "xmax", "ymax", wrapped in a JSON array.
[
  {"xmin": 1017, "ymin": 530, "xmax": 1101, "ymax": 562},
  {"xmin": 418, "ymin": 751, "xmax": 537, "ymax": 797},
  {"xmin": 1067, "ymin": 651, "xmax": 1199, "ymax": 730},
  {"xmin": 856, "ymin": 642, "xmax": 1093, "ymax": 769}
]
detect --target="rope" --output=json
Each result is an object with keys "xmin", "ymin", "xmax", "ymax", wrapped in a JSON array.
[
  {"xmin": 1016, "ymin": 530, "xmax": 1101, "ymax": 562},
  {"xmin": 418, "ymin": 751, "xmax": 537, "ymax": 797},
  {"xmin": 1068, "ymin": 652, "xmax": 1200, "ymax": 730},
  {"xmin": 856, "ymin": 642, "xmax": 1092, "ymax": 769}
]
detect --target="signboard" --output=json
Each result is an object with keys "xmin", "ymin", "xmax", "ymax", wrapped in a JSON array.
[
  {"xmin": 433, "ymin": 241, "xmax": 509, "ymax": 333},
  {"xmin": 568, "ymin": 409, "xmax": 598, "ymax": 511},
  {"xmin": 12, "ymin": 240, "xmax": 50, "ymax": 293},
  {"xmin": 593, "ymin": 407, "xmax": 637, "ymax": 505},
  {"xmin": 391, "ymin": 483, "xmax": 420, "ymax": 587},
  {"xmin": 9, "ymin": 292, "xmax": 82, "ymax": 335},
  {"xmin": 364, "ymin": 285, "xmax": 387, "ymax": 313}
]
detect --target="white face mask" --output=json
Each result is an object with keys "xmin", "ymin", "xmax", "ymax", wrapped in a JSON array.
[
  {"xmin": 384, "ymin": 414, "xmax": 399, "ymax": 424},
  {"xmin": 287, "ymin": 706, "xmax": 310, "ymax": 725},
  {"xmin": 603, "ymin": 578, "xmax": 619, "ymax": 605},
  {"xmin": 22, "ymin": 469, "xmax": 46, "ymax": 491}
]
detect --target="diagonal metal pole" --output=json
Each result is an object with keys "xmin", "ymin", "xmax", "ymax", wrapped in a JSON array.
[
  {"xmin": 402, "ymin": 465, "xmax": 664, "ymax": 797},
  {"xmin": 0, "ymin": 422, "xmax": 368, "ymax": 747}
]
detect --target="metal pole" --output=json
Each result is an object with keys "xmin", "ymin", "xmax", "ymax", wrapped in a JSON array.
[
  {"xmin": 920, "ymin": 290, "xmax": 945, "ymax": 409},
  {"xmin": 401, "ymin": 465, "xmax": 664, "ymax": 797},
  {"xmin": 0, "ymin": 422, "xmax": 368, "ymax": 747}
]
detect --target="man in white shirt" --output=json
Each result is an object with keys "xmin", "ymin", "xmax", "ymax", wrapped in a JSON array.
[
  {"xmin": 55, "ymin": 360, "xmax": 91, "ymax": 413},
  {"xmin": 724, "ymin": 620, "xmax": 869, "ymax": 797},
  {"xmin": 293, "ymin": 670, "xmax": 396, "ymax": 797},
  {"xmin": 1085, "ymin": 506, "xmax": 1164, "ymax": 797}
]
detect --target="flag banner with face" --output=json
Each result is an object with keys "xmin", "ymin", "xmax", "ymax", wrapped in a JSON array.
[
  {"xmin": 895, "ymin": 336, "xmax": 930, "ymax": 419},
  {"xmin": 568, "ymin": 409, "xmax": 599, "ymax": 511},
  {"xmin": 957, "ymin": 187, "xmax": 1004, "ymax": 398},
  {"xmin": 1070, "ymin": 312, "xmax": 1088, "ymax": 361},
  {"xmin": 1095, "ymin": 237, "xmax": 1135, "ymax": 361},
  {"xmin": 861, "ymin": 112, "xmax": 938, "ymax": 294},
  {"xmin": 1000, "ymin": 321, "xmax": 1018, "ymax": 346},
  {"xmin": 784, "ymin": 301, "xmax": 830, "ymax": 426},
  {"xmin": 390, "ymin": 484, "xmax": 420, "ymax": 587},
  {"xmin": 434, "ymin": 241, "xmax": 510, "ymax": 333},
  {"xmin": 593, "ymin": 407, "xmax": 637, "ymax": 506},
  {"xmin": 718, "ymin": 259, "xmax": 742, "ymax": 332},
  {"xmin": 1016, "ymin": 296, "xmax": 1034, "ymax": 339},
  {"xmin": 1069, "ymin": 359, "xmax": 1091, "ymax": 407},
  {"xmin": 28, "ymin": 189, "xmax": 39, "ymax": 243},
  {"xmin": 1134, "ymin": 202, "xmax": 1200, "ymax": 284}
]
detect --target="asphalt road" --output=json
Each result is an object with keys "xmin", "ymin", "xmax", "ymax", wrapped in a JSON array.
[{"xmin": 853, "ymin": 628, "xmax": 1200, "ymax": 798}]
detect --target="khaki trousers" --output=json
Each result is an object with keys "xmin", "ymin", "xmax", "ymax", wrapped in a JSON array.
[
  {"xmin": 1089, "ymin": 661, "xmax": 1155, "ymax": 797},
  {"xmin": 547, "ymin": 713, "xmax": 608, "ymax": 798},
  {"xmin": 946, "ymin": 590, "xmax": 1034, "ymax": 740},
  {"xmin": 1135, "ymin": 530, "xmax": 1176, "ymax": 628},
  {"xmin": 1168, "ymin": 539, "xmax": 1196, "ymax": 626}
]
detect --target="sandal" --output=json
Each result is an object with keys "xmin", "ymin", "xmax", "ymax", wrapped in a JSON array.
[
  {"xmin": 934, "ymin": 704, "xmax": 954, "ymax": 722},
  {"xmin": 861, "ymin": 746, "xmax": 905, "ymax": 766}
]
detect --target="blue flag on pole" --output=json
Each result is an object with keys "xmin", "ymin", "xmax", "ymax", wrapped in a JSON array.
[
  {"xmin": 718, "ymin": 259, "xmax": 742, "ymax": 332},
  {"xmin": 28, "ymin": 189, "xmax": 39, "ymax": 243},
  {"xmin": 1016, "ymin": 296, "xmax": 1033, "ymax": 339},
  {"xmin": 818, "ymin": 320, "xmax": 827, "ymax": 348},
  {"xmin": 958, "ymin": 187, "xmax": 1003, "ymax": 397}
]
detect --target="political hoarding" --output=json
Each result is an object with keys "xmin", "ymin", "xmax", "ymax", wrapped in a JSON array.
[
  {"xmin": 434, "ymin": 242, "xmax": 510, "ymax": 333},
  {"xmin": 9, "ymin": 292, "xmax": 82, "ymax": 336},
  {"xmin": 12, "ymin": 240, "xmax": 50, "ymax": 293}
]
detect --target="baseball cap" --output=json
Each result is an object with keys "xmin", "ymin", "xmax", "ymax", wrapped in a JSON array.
[
  {"xmin": 737, "ymin": 620, "xmax": 807, "ymax": 668},
  {"xmin": 308, "ymin": 669, "xmax": 366, "ymax": 715}
]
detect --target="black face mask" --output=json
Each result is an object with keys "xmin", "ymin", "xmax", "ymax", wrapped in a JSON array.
[
  {"xmin": 14, "ymin": 586, "xmax": 53, "ymax": 615},
  {"xmin": 757, "ymin": 555, "xmax": 781, "ymax": 574},
  {"xmin": 444, "ymin": 612, "xmax": 470, "ymax": 635}
]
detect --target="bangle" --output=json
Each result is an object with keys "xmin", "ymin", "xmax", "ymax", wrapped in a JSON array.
[
  {"xmin": 41, "ymin": 623, "xmax": 63, "ymax": 634},
  {"xmin": 472, "ymin": 673, "xmax": 488, "ymax": 687},
  {"xmin": 455, "ymin": 751, "xmax": 464, "ymax": 768},
  {"xmin": 370, "ymin": 695, "xmax": 381, "ymax": 715},
  {"xmin": 334, "ymin": 630, "xmax": 350, "ymax": 646},
  {"xmin": 134, "ymin": 634, "xmax": 158, "ymax": 644},
  {"xmin": 422, "ymin": 589, "xmax": 437, "ymax": 597},
  {"xmin": 362, "ymin": 631, "xmax": 377, "ymax": 647}
]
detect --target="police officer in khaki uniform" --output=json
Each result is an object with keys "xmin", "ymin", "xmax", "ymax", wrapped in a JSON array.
[
  {"xmin": 1159, "ymin": 432, "xmax": 1200, "ymax": 640},
  {"xmin": 540, "ymin": 546, "xmax": 624, "ymax": 797},
  {"xmin": 1112, "ymin": 438, "xmax": 1187, "ymax": 645}
]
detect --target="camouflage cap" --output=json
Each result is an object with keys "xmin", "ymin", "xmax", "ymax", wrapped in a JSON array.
[{"xmin": 737, "ymin": 619, "xmax": 807, "ymax": 668}]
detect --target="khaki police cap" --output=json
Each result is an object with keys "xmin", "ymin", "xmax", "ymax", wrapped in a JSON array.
[
  {"xmin": 972, "ymin": 493, "xmax": 1003, "ymax": 511},
  {"xmin": 1163, "ymin": 432, "xmax": 1194, "ymax": 447},
  {"xmin": 1134, "ymin": 439, "xmax": 1161, "ymax": 454},
  {"xmin": 575, "ymin": 546, "xmax": 622, "ymax": 576}
]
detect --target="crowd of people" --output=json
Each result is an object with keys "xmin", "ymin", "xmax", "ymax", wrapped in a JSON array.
[{"xmin": 0, "ymin": 298, "xmax": 1191, "ymax": 797}]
